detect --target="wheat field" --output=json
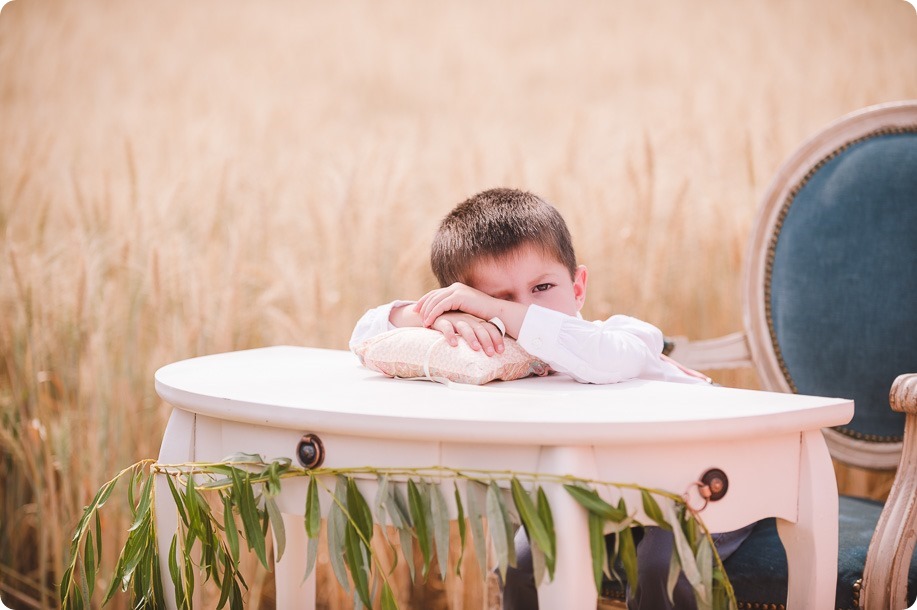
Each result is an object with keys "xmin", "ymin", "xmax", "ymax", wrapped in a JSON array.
[{"xmin": 1, "ymin": 0, "xmax": 915, "ymax": 608}]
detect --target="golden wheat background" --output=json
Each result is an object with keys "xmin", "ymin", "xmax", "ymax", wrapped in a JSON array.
[{"xmin": 1, "ymin": 0, "xmax": 915, "ymax": 608}]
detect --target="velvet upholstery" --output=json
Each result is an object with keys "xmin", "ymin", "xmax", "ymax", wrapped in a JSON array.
[
  {"xmin": 724, "ymin": 496, "xmax": 917, "ymax": 610},
  {"xmin": 601, "ymin": 497, "xmax": 917, "ymax": 609},
  {"xmin": 768, "ymin": 132, "xmax": 917, "ymax": 441}
]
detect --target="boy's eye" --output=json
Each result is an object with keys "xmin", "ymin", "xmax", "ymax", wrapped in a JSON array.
[{"xmin": 532, "ymin": 283, "xmax": 553, "ymax": 293}]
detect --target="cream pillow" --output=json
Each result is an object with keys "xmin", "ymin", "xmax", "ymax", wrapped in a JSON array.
[{"xmin": 354, "ymin": 327, "xmax": 550, "ymax": 385}]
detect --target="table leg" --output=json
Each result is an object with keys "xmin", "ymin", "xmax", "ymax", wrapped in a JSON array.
[
  {"xmin": 776, "ymin": 429, "xmax": 839, "ymax": 610},
  {"xmin": 154, "ymin": 408, "xmax": 197, "ymax": 610},
  {"xmin": 274, "ymin": 511, "xmax": 316, "ymax": 610},
  {"xmin": 536, "ymin": 446, "xmax": 599, "ymax": 610}
]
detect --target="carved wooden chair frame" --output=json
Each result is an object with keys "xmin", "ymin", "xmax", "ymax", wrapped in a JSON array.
[{"xmin": 667, "ymin": 100, "xmax": 917, "ymax": 610}]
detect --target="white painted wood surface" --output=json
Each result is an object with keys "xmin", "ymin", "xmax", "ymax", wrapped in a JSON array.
[{"xmin": 154, "ymin": 346, "xmax": 854, "ymax": 610}]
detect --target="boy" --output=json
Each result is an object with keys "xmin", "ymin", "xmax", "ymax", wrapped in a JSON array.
[{"xmin": 350, "ymin": 188, "xmax": 750, "ymax": 609}]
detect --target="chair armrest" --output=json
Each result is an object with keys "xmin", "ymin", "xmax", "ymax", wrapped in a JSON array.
[
  {"xmin": 861, "ymin": 373, "xmax": 917, "ymax": 610},
  {"xmin": 664, "ymin": 332, "xmax": 753, "ymax": 371}
]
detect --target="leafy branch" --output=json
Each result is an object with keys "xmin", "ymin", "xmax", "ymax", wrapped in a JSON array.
[{"xmin": 61, "ymin": 455, "xmax": 736, "ymax": 610}]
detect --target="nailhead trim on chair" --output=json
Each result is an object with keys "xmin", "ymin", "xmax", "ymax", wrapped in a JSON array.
[
  {"xmin": 763, "ymin": 125, "xmax": 917, "ymax": 443},
  {"xmin": 852, "ymin": 577, "xmax": 862, "ymax": 608},
  {"xmin": 737, "ymin": 604, "xmax": 785, "ymax": 610}
]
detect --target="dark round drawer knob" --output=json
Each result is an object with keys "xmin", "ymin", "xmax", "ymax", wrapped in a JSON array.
[
  {"xmin": 297, "ymin": 433, "xmax": 325, "ymax": 469},
  {"xmin": 701, "ymin": 468, "xmax": 728, "ymax": 501}
]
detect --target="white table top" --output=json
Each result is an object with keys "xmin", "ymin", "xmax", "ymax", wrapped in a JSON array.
[{"xmin": 154, "ymin": 346, "xmax": 854, "ymax": 446}]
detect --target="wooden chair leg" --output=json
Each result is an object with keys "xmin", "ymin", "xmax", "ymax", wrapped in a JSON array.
[{"xmin": 862, "ymin": 374, "xmax": 917, "ymax": 610}]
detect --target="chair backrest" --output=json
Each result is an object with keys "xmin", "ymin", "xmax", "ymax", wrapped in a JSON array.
[{"xmin": 743, "ymin": 101, "xmax": 917, "ymax": 470}]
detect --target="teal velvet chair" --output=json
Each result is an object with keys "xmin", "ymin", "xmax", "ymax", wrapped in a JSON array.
[{"xmin": 608, "ymin": 101, "xmax": 917, "ymax": 610}]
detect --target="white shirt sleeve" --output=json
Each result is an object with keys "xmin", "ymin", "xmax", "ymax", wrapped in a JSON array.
[
  {"xmin": 516, "ymin": 305, "xmax": 703, "ymax": 385},
  {"xmin": 348, "ymin": 300, "xmax": 416, "ymax": 352}
]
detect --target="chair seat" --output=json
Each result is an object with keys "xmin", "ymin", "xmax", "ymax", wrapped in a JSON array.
[{"xmin": 600, "ymin": 496, "xmax": 917, "ymax": 609}]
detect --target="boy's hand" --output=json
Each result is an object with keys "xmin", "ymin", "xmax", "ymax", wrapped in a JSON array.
[
  {"xmin": 430, "ymin": 312, "xmax": 505, "ymax": 356},
  {"xmin": 414, "ymin": 282, "xmax": 528, "ymax": 346},
  {"xmin": 415, "ymin": 283, "xmax": 504, "ymax": 330}
]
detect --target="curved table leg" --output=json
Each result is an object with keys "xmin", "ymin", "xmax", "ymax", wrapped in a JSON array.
[
  {"xmin": 155, "ymin": 408, "xmax": 197, "ymax": 610},
  {"xmin": 776, "ymin": 429, "xmax": 839, "ymax": 610},
  {"xmin": 536, "ymin": 446, "xmax": 599, "ymax": 610}
]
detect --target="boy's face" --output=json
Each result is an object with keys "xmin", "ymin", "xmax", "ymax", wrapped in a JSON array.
[{"xmin": 465, "ymin": 244, "xmax": 587, "ymax": 316}]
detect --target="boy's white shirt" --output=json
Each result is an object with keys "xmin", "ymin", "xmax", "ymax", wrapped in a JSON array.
[{"xmin": 349, "ymin": 301, "xmax": 706, "ymax": 386}]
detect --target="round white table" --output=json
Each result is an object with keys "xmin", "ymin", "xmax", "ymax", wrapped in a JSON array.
[{"xmin": 154, "ymin": 346, "xmax": 854, "ymax": 609}]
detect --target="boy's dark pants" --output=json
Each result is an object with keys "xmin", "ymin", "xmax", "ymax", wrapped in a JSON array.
[{"xmin": 502, "ymin": 524, "xmax": 753, "ymax": 610}]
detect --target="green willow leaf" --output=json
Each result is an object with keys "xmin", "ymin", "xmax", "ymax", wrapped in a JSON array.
[
  {"xmin": 266, "ymin": 461, "xmax": 282, "ymax": 497},
  {"xmin": 182, "ymin": 537, "xmax": 196, "ymax": 610},
  {"xmin": 304, "ymin": 534, "xmax": 320, "ymax": 582},
  {"xmin": 587, "ymin": 511, "xmax": 606, "ymax": 592},
  {"xmin": 129, "ymin": 473, "xmax": 155, "ymax": 532},
  {"xmin": 216, "ymin": 552, "xmax": 233, "ymax": 609},
  {"xmin": 486, "ymin": 481, "xmax": 516, "ymax": 580},
  {"xmin": 664, "ymin": 500, "xmax": 702, "ymax": 590},
  {"xmin": 535, "ymin": 486, "xmax": 557, "ymax": 578},
  {"xmin": 530, "ymin": 532, "xmax": 547, "ymax": 587},
  {"xmin": 222, "ymin": 494, "xmax": 240, "ymax": 564},
  {"xmin": 387, "ymin": 482, "xmax": 415, "ymax": 582},
  {"xmin": 166, "ymin": 474, "xmax": 190, "ymax": 528},
  {"xmin": 168, "ymin": 535, "xmax": 185, "ymax": 609},
  {"xmin": 230, "ymin": 577, "xmax": 243, "ymax": 610},
  {"xmin": 407, "ymin": 479, "xmax": 433, "ymax": 577},
  {"xmin": 397, "ymin": 526, "xmax": 415, "ymax": 583},
  {"xmin": 641, "ymin": 489, "xmax": 670, "ymax": 530},
  {"xmin": 60, "ymin": 564, "xmax": 76, "ymax": 608},
  {"xmin": 430, "ymin": 481, "xmax": 451, "ymax": 580},
  {"xmin": 465, "ymin": 479, "xmax": 488, "ymax": 580},
  {"xmin": 563, "ymin": 484, "xmax": 627, "ymax": 521},
  {"xmin": 347, "ymin": 477, "xmax": 375, "ymax": 542},
  {"xmin": 235, "ymin": 470, "xmax": 268, "ymax": 569},
  {"xmin": 94, "ymin": 510, "xmax": 103, "ymax": 566},
  {"xmin": 344, "ymin": 521, "xmax": 373, "ymax": 607},
  {"xmin": 327, "ymin": 477, "xmax": 351, "ymax": 592},
  {"xmin": 511, "ymin": 478, "xmax": 554, "ymax": 575},
  {"xmin": 382, "ymin": 482, "xmax": 406, "ymax": 529},
  {"xmin": 84, "ymin": 530, "xmax": 96, "ymax": 598},
  {"xmin": 618, "ymin": 522, "xmax": 638, "ymax": 595},
  {"xmin": 667, "ymin": 544, "xmax": 681, "ymax": 604},
  {"xmin": 221, "ymin": 451, "xmax": 266, "ymax": 466},
  {"xmin": 381, "ymin": 580, "xmax": 398, "ymax": 610},
  {"xmin": 305, "ymin": 475, "xmax": 321, "ymax": 538},
  {"xmin": 695, "ymin": 534, "xmax": 713, "ymax": 610},
  {"xmin": 265, "ymin": 496, "xmax": 286, "ymax": 562},
  {"xmin": 454, "ymin": 482, "xmax": 466, "ymax": 576},
  {"xmin": 374, "ymin": 475, "xmax": 390, "ymax": 526}
]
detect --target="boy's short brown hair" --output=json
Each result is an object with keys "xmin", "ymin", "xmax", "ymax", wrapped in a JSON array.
[{"xmin": 431, "ymin": 188, "xmax": 577, "ymax": 287}]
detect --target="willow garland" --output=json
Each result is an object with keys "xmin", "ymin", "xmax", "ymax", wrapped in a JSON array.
[{"xmin": 60, "ymin": 453, "xmax": 737, "ymax": 610}]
